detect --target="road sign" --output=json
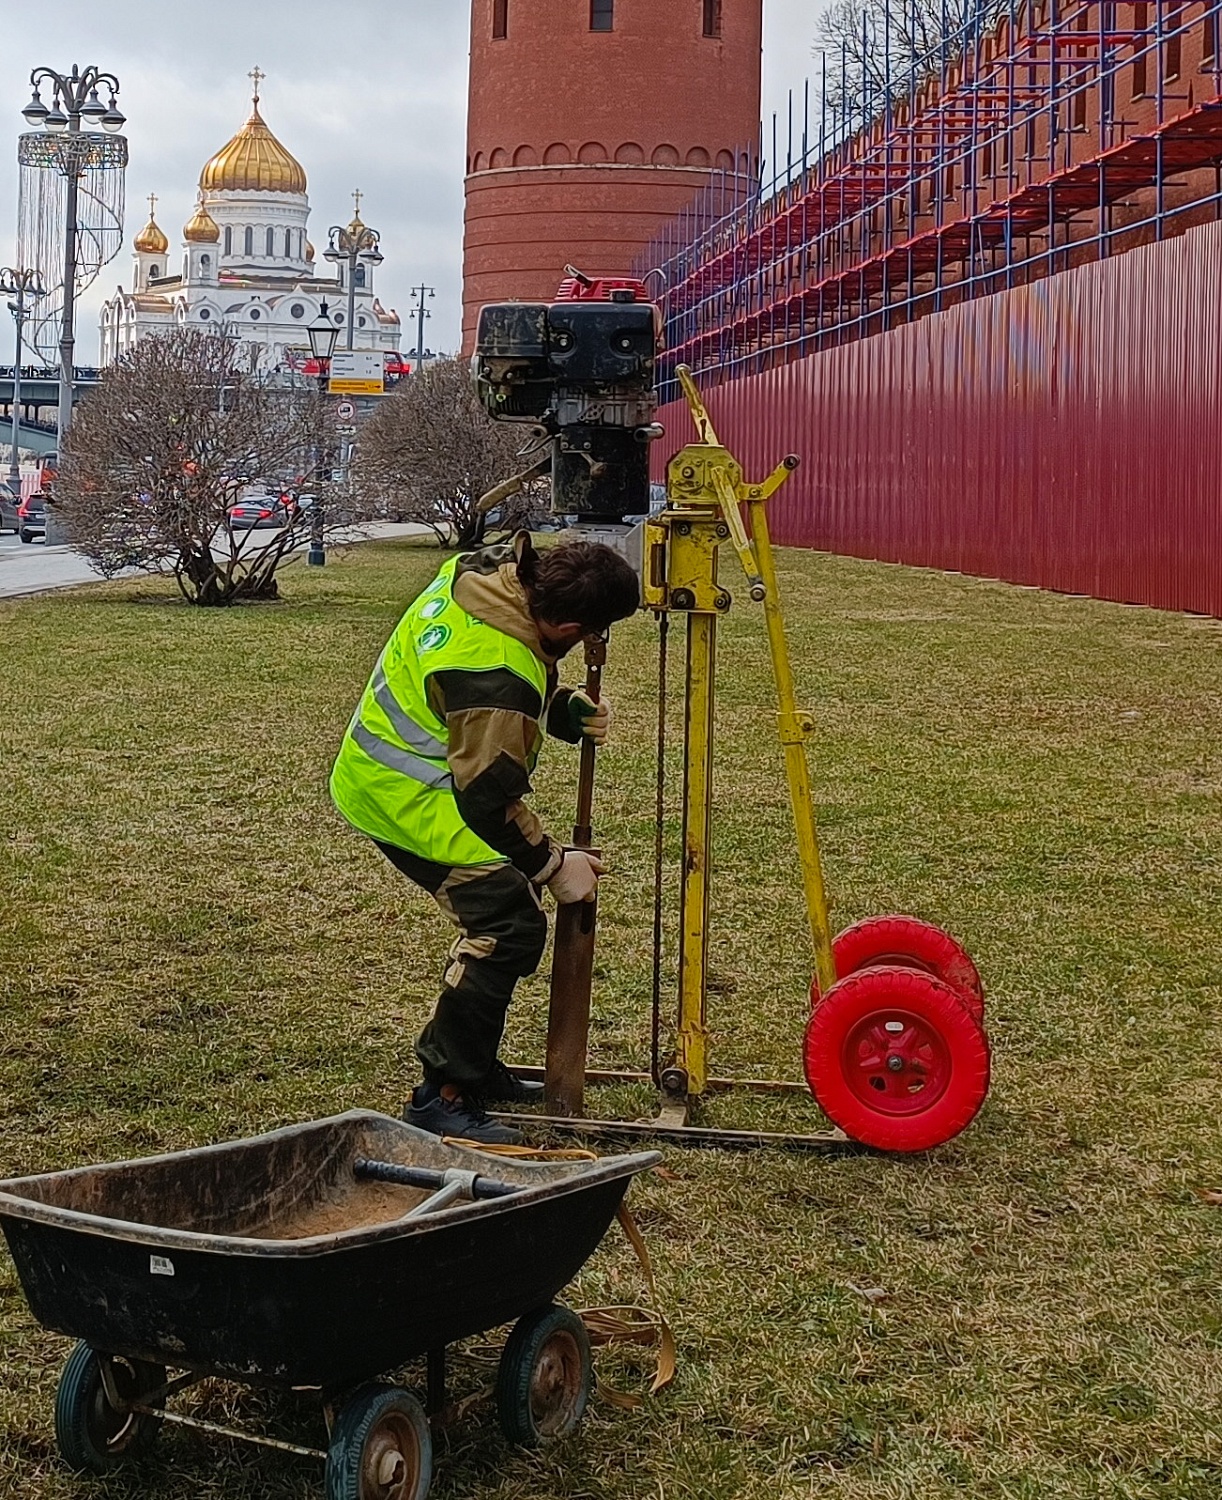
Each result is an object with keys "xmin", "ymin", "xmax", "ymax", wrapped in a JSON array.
[
  {"xmin": 336, "ymin": 400, "xmax": 356, "ymax": 421},
  {"xmin": 329, "ymin": 351, "xmax": 384, "ymax": 396}
]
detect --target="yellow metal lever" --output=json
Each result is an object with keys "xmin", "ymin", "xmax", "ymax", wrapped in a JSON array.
[{"xmin": 674, "ymin": 365, "xmax": 838, "ymax": 999}]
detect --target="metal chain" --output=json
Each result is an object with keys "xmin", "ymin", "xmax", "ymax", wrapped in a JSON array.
[{"xmin": 650, "ymin": 612, "xmax": 669, "ymax": 1086}]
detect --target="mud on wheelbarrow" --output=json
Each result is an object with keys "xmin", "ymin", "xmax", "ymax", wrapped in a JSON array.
[{"xmin": 0, "ymin": 1109, "xmax": 660, "ymax": 1498}]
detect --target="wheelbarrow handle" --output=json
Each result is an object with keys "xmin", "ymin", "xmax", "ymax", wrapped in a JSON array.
[{"xmin": 354, "ymin": 1157, "xmax": 519, "ymax": 1200}]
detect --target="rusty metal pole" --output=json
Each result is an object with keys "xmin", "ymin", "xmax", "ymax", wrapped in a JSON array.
[{"xmin": 543, "ymin": 634, "xmax": 606, "ymax": 1117}]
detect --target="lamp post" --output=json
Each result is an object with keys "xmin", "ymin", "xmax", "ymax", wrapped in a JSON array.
[
  {"xmin": 21, "ymin": 66, "xmax": 125, "ymax": 445},
  {"xmin": 410, "ymin": 284, "xmax": 435, "ymax": 370},
  {"xmin": 306, "ymin": 300, "xmax": 341, "ymax": 567},
  {"xmin": 0, "ymin": 268, "xmax": 47, "ymax": 492},
  {"xmin": 323, "ymin": 191, "xmax": 383, "ymax": 352}
]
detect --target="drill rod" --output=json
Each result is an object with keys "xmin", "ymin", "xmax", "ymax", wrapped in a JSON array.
[{"xmin": 543, "ymin": 635, "xmax": 606, "ymax": 1116}]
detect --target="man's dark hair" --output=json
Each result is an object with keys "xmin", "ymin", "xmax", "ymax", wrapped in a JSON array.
[{"xmin": 520, "ymin": 540, "xmax": 640, "ymax": 632}]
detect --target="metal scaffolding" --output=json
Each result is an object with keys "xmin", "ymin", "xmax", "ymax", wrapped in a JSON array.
[{"xmin": 637, "ymin": 0, "xmax": 1222, "ymax": 400}]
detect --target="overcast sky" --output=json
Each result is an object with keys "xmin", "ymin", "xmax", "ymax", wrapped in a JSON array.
[{"xmin": 1, "ymin": 1, "xmax": 825, "ymax": 363}]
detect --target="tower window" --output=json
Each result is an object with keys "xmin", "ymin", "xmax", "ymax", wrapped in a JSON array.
[
  {"xmin": 244, "ymin": 226, "xmax": 254, "ymax": 257},
  {"xmin": 149, "ymin": 265, "xmax": 160, "ymax": 280},
  {"xmin": 266, "ymin": 227, "xmax": 275, "ymax": 256},
  {"xmin": 224, "ymin": 226, "xmax": 232, "ymax": 255},
  {"xmin": 703, "ymin": 0, "xmax": 722, "ymax": 37},
  {"xmin": 285, "ymin": 228, "xmax": 292, "ymax": 257},
  {"xmin": 493, "ymin": 0, "xmax": 508, "ymax": 38},
  {"xmin": 590, "ymin": 0, "xmax": 613, "ymax": 31}
]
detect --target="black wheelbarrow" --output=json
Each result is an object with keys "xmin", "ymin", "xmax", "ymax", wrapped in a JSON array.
[{"xmin": 0, "ymin": 1109, "xmax": 660, "ymax": 1498}]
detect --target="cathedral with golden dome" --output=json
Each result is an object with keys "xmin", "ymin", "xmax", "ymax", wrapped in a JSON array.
[{"xmin": 99, "ymin": 74, "xmax": 401, "ymax": 369}]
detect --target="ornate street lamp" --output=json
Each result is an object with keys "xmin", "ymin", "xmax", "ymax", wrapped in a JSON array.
[
  {"xmin": 305, "ymin": 301, "xmax": 341, "ymax": 567},
  {"xmin": 324, "ymin": 190, "xmax": 383, "ymax": 352},
  {"xmin": 0, "ymin": 268, "xmax": 47, "ymax": 491},
  {"xmin": 19, "ymin": 64, "xmax": 127, "ymax": 543},
  {"xmin": 21, "ymin": 66, "xmax": 124, "ymax": 439},
  {"xmin": 410, "ymin": 283, "xmax": 435, "ymax": 371}
]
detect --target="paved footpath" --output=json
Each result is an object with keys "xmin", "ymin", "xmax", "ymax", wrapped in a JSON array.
[{"xmin": 0, "ymin": 524, "xmax": 432, "ymax": 601}]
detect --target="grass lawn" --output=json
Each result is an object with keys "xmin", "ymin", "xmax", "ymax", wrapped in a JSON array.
[{"xmin": 1, "ymin": 536, "xmax": 1220, "ymax": 1500}]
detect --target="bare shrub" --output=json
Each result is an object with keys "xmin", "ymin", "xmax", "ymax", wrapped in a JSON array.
[
  {"xmin": 56, "ymin": 329, "xmax": 359, "ymax": 605},
  {"xmin": 353, "ymin": 357, "xmax": 541, "ymax": 548}
]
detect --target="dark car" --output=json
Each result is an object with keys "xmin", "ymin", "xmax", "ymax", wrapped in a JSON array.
[
  {"xmin": 0, "ymin": 481, "xmax": 21, "ymax": 534},
  {"xmin": 17, "ymin": 494, "xmax": 45, "ymax": 544},
  {"xmin": 226, "ymin": 496, "xmax": 288, "ymax": 531}
]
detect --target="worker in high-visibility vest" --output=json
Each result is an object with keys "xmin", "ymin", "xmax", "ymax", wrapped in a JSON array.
[{"xmin": 331, "ymin": 532, "xmax": 640, "ymax": 1144}]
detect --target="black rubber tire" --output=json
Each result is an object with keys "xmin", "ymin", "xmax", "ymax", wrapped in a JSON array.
[
  {"xmin": 54, "ymin": 1342, "xmax": 165, "ymax": 1475},
  {"xmin": 325, "ymin": 1384, "xmax": 432, "ymax": 1500},
  {"xmin": 19, "ymin": 530, "xmax": 33, "ymax": 544},
  {"xmin": 496, "ymin": 1304, "xmax": 592, "ymax": 1449}
]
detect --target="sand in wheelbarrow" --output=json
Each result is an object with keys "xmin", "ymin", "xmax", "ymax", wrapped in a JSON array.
[{"xmin": 250, "ymin": 1180, "xmax": 430, "ymax": 1240}]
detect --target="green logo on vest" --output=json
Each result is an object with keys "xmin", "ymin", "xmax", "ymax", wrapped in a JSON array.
[
  {"xmin": 419, "ymin": 623, "xmax": 452, "ymax": 653},
  {"xmin": 420, "ymin": 597, "xmax": 448, "ymax": 620}
]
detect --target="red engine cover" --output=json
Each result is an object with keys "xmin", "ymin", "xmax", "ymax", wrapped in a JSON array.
[{"xmin": 554, "ymin": 274, "xmax": 651, "ymax": 304}]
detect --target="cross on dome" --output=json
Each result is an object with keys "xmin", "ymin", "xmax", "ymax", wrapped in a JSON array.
[
  {"xmin": 133, "ymin": 194, "xmax": 169, "ymax": 254},
  {"xmin": 352, "ymin": 188, "xmax": 364, "ymax": 218},
  {"xmin": 249, "ymin": 66, "xmax": 266, "ymax": 105}
]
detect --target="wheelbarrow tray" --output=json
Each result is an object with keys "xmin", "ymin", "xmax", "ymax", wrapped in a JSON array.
[{"xmin": 0, "ymin": 1110, "xmax": 659, "ymax": 1393}]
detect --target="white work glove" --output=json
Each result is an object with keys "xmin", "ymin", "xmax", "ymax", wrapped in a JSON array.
[
  {"xmin": 568, "ymin": 690, "xmax": 613, "ymax": 746},
  {"xmin": 547, "ymin": 849, "xmax": 606, "ymax": 904}
]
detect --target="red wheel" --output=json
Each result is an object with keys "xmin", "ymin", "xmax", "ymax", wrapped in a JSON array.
[
  {"xmin": 804, "ymin": 967, "xmax": 990, "ymax": 1151},
  {"xmin": 812, "ymin": 915, "xmax": 984, "ymax": 1019}
]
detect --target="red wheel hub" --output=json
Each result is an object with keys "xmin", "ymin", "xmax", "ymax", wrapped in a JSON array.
[
  {"xmin": 842, "ymin": 1008, "xmax": 952, "ymax": 1115},
  {"xmin": 804, "ymin": 966, "xmax": 991, "ymax": 1151}
]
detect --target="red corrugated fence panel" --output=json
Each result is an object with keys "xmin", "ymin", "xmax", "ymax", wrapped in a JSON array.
[{"xmin": 654, "ymin": 219, "xmax": 1222, "ymax": 616}]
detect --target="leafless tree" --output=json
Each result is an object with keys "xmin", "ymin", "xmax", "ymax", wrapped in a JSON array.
[
  {"xmin": 814, "ymin": 0, "xmax": 1004, "ymax": 120},
  {"xmin": 353, "ymin": 356, "xmax": 542, "ymax": 548},
  {"xmin": 55, "ymin": 328, "xmax": 357, "ymax": 606}
]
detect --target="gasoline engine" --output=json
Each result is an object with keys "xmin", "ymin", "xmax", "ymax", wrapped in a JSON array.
[{"xmin": 472, "ymin": 267, "xmax": 664, "ymax": 522}]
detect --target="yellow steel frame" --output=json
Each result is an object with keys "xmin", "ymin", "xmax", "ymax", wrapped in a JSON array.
[{"xmin": 642, "ymin": 366, "xmax": 837, "ymax": 1105}]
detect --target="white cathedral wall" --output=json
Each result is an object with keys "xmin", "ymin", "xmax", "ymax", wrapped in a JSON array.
[{"xmin": 204, "ymin": 190, "xmax": 312, "ymax": 277}]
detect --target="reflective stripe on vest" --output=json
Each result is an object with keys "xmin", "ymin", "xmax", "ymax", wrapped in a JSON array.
[
  {"xmin": 369, "ymin": 663, "xmax": 448, "ymax": 761},
  {"xmin": 349, "ymin": 719, "xmax": 454, "ymax": 792}
]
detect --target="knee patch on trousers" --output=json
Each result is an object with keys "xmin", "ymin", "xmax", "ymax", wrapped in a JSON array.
[{"xmin": 443, "ymin": 933, "xmax": 498, "ymax": 990}]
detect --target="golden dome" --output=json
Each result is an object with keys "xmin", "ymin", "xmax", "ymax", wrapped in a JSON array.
[
  {"xmin": 199, "ymin": 100, "xmax": 307, "ymax": 195},
  {"xmin": 183, "ymin": 201, "xmax": 221, "ymax": 243},
  {"xmin": 134, "ymin": 211, "xmax": 169, "ymax": 255},
  {"xmin": 306, "ymin": 240, "xmax": 315, "ymax": 260}
]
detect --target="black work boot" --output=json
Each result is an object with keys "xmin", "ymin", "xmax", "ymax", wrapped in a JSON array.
[
  {"xmin": 405, "ymin": 1082, "xmax": 525, "ymax": 1147},
  {"xmin": 480, "ymin": 1059, "xmax": 545, "ymax": 1105}
]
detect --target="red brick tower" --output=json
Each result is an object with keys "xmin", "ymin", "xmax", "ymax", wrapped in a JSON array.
[{"xmin": 463, "ymin": 0, "xmax": 762, "ymax": 350}]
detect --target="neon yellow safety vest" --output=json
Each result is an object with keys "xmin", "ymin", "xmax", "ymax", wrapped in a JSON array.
[{"xmin": 330, "ymin": 555, "xmax": 548, "ymax": 867}]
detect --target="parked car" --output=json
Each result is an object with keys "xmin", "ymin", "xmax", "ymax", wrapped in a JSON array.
[
  {"xmin": 0, "ymin": 481, "xmax": 22, "ymax": 534},
  {"xmin": 17, "ymin": 494, "xmax": 46, "ymax": 544},
  {"xmin": 226, "ymin": 496, "xmax": 288, "ymax": 531}
]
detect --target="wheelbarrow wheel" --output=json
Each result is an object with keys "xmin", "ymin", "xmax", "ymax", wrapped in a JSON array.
[
  {"xmin": 813, "ymin": 914, "xmax": 985, "ymax": 1019},
  {"xmin": 54, "ymin": 1341, "xmax": 165, "ymax": 1474},
  {"xmin": 497, "ymin": 1304, "xmax": 592, "ymax": 1448},
  {"xmin": 804, "ymin": 966, "xmax": 991, "ymax": 1152},
  {"xmin": 326, "ymin": 1384, "xmax": 432, "ymax": 1500}
]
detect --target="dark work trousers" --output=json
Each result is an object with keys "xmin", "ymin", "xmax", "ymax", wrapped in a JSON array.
[{"xmin": 375, "ymin": 841, "xmax": 548, "ymax": 1089}]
